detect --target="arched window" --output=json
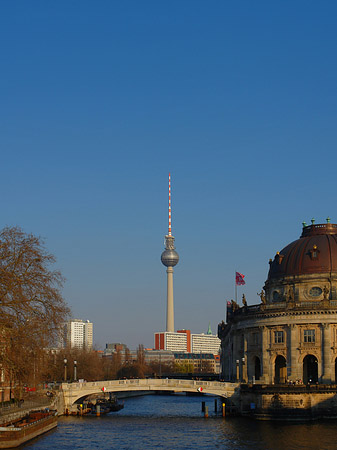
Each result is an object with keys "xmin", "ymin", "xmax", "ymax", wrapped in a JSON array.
[
  {"xmin": 254, "ymin": 356, "xmax": 261, "ymax": 381},
  {"xmin": 274, "ymin": 355, "xmax": 287, "ymax": 384},
  {"xmin": 303, "ymin": 354, "xmax": 318, "ymax": 384}
]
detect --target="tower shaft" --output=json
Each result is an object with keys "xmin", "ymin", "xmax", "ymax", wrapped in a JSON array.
[{"xmin": 166, "ymin": 267, "xmax": 174, "ymax": 332}]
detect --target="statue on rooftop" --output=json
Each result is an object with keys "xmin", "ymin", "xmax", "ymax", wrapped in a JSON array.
[{"xmin": 257, "ymin": 289, "xmax": 266, "ymax": 304}]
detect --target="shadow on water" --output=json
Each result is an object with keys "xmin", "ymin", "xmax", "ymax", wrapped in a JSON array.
[
  {"xmin": 20, "ymin": 394, "xmax": 337, "ymax": 450},
  {"xmin": 216, "ymin": 417, "xmax": 336, "ymax": 450}
]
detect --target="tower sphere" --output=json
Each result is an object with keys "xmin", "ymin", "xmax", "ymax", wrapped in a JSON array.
[{"xmin": 161, "ymin": 249, "xmax": 179, "ymax": 267}]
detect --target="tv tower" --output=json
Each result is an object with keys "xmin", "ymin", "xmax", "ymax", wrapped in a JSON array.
[{"xmin": 161, "ymin": 173, "xmax": 179, "ymax": 332}]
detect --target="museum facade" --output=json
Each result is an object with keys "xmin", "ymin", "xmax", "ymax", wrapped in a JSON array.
[{"xmin": 219, "ymin": 220, "xmax": 337, "ymax": 385}]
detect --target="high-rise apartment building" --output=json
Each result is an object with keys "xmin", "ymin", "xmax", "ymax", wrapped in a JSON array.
[
  {"xmin": 191, "ymin": 333, "xmax": 221, "ymax": 354},
  {"xmin": 154, "ymin": 329, "xmax": 220, "ymax": 354},
  {"xmin": 155, "ymin": 330, "xmax": 189, "ymax": 352},
  {"xmin": 63, "ymin": 319, "xmax": 93, "ymax": 349}
]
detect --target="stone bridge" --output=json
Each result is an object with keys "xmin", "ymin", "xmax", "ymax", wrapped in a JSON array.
[{"xmin": 60, "ymin": 379, "xmax": 240, "ymax": 413}]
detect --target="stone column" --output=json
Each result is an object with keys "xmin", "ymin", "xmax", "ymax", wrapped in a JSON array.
[
  {"xmin": 227, "ymin": 333, "xmax": 233, "ymax": 380},
  {"xmin": 322, "ymin": 323, "xmax": 331, "ymax": 383},
  {"xmin": 290, "ymin": 324, "xmax": 298, "ymax": 381},
  {"xmin": 243, "ymin": 333, "xmax": 248, "ymax": 382},
  {"xmin": 261, "ymin": 326, "xmax": 270, "ymax": 383},
  {"xmin": 232, "ymin": 332, "xmax": 239, "ymax": 381}
]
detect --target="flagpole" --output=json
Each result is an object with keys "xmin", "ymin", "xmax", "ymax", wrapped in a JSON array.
[{"xmin": 235, "ymin": 272, "xmax": 245, "ymax": 303}]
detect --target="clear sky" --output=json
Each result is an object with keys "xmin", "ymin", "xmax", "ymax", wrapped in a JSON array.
[{"xmin": 1, "ymin": 1, "xmax": 337, "ymax": 349}]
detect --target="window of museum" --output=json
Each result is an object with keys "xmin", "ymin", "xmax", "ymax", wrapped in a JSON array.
[
  {"xmin": 304, "ymin": 329, "xmax": 315, "ymax": 343},
  {"xmin": 273, "ymin": 291, "xmax": 281, "ymax": 302},
  {"xmin": 274, "ymin": 331, "xmax": 284, "ymax": 344}
]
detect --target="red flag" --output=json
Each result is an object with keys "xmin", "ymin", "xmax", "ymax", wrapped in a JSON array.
[{"xmin": 235, "ymin": 272, "xmax": 245, "ymax": 286}]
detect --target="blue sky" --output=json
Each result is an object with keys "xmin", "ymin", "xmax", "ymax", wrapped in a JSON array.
[{"xmin": 1, "ymin": 1, "xmax": 337, "ymax": 349}]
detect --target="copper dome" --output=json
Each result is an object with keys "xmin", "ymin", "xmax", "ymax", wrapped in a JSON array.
[{"xmin": 268, "ymin": 223, "xmax": 337, "ymax": 280}]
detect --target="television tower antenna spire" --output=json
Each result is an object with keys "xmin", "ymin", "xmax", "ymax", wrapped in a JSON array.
[
  {"xmin": 168, "ymin": 173, "xmax": 172, "ymax": 236},
  {"xmin": 161, "ymin": 174, "xmax": 179, "ymax": 332}
]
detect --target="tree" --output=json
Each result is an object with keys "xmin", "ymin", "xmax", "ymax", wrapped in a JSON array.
[
  {"xmin": 123, "ymin": 346, "xmax": 131, "ymax": 365},
  {"xmin": 100, "ymin": 349, "xmax": 125, "ymax": 380},
  {"xmin": 174, "ymin": 361, "xmax": 194, "ymax": 374},
  {"xmin": 145, "ymin": 361, "xmax": 174, "ymax": 377},
  {"xmin": 0, "ymin": 226, "xmax": 70, "ymax": 387},
  {"xmin": 117, "ymin": 363, "xmax": 144, "ymax": 379},
  {"xmin": 48, "ymin": 349, "xmax": 104, "ymax": 383},
  {"xmin": 136, "ymin": 344, "xmax": 145, "ymax": 366}
]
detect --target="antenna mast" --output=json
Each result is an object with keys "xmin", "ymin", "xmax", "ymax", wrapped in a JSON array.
[{"xmin": 168, "ymin": 173, "xmax": 172, "ymax": 236}]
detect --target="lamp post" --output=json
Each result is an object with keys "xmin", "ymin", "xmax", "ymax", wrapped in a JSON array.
[
  {"xmin": 74, "ymin": 360, "xmax": 77, "ymax": 382},
  {"xmin": 64, "ymin": 358, "xmax": 67, "ymax": 382}
]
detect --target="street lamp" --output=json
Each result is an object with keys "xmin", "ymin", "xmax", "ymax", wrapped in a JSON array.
[
  {"xmin": 74, "ymin": 360, "xmax": 77, "ymax": 382},
  {"xmin": 64, "ymin": 358, "xmax": 67, "ymax": 382}
]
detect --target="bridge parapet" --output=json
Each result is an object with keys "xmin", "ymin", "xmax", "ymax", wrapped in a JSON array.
[{"xmin": 60, "ymin": 379, "xmax": 239, "ymax": 412}]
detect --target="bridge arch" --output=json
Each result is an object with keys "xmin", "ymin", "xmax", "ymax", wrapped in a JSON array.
[{"xmin": 60, "ymin": 379, "xmax": 239, "ymax": 412}]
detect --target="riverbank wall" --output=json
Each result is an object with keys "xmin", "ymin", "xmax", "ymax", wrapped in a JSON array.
[
  {"xmin": 238, "ymin": 384, "xmax": 337, "ymax": 420},
  {"xmin": 0, "ymin": 397, "xmax": 55, "ymax": 425}
]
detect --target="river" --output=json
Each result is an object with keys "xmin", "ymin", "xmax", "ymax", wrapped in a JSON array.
[{"xmin": 21, "ymin": 394, "xmax": 337, "ymax": 449}]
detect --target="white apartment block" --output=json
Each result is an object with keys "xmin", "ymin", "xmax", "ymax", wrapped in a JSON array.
[
  {"xmin": 191, "ymin": 333, "xmax": 221, "ymax": 354},
  {"xmin": 64, "ymin": 319, "xmax": 93, "ymax": 350},
  {"xmin": 84, "ymin": 321, "xmax": 93, "ymax": 349},
  {"xmin": 155, "ymin": 331, "xmax": 188, "ymax": 352},
  {"xmin": 155, "ymin": 329, "xmax": 220, "ymax": 354}
]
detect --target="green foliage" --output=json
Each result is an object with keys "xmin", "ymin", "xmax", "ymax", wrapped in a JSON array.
[{"xmin": 174, "ymin": 361, "xmax": 194, "ymax": 373}]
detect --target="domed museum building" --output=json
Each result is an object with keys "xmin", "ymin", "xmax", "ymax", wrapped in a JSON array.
[{"xmin": 219, "ymin": 219, "xmax": 337, "ymax": 386}]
